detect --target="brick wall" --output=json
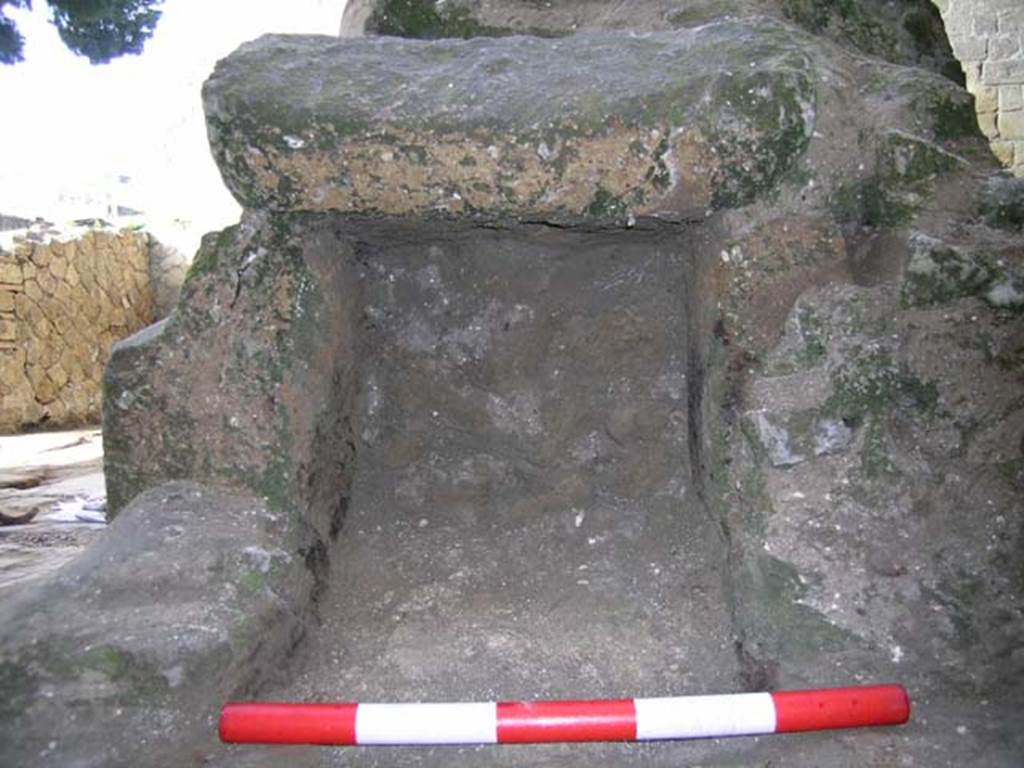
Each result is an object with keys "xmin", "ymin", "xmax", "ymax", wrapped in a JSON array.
[{"xmin": 935, "ymin": 0, "xmax": 1024, "ymax": 175}]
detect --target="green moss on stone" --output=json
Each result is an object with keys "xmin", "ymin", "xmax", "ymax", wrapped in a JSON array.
[
  {"xmin": 647, "ymin": 136, "xmax": 672, "ymax": 192},
  {"xmin": 781, "ymin": 0, "xmax": 898, "ymax": 62},
  {"xmin": 0, "ymin": 661, "xmax": 38, "ymax": 722},
  {"xmin": 425, "ymin": 46, "xmax": 458, "ymax": 64},
  {"xmin": 183, "ymin": 231, "xmax": 228, "ymax": 285},
  {"xmin": 833, "ymin": 131, "xmax": 962, "ymax": 228},
  {"xmin": 586, "ymin": 187, "xmax": 628, "ymax": 220},
  {"xmin": 859, "ymin": 419, "xmax": 897, "ymax": 478},
  {"xmin": 930, "ymin": 95, "xmax": 981, "ymax": 141},
  {"xmin": 994, "ymin": 344, "xmax": 1024, "ymax": 372},
  {"xmin": 751, "ymin": 554, "xmax": 852, "ymax": 654},
  {"xmin": 240, "ymin": 570, "xmax": 264, "ymax": 592},
  {"xmin": 829, "ymin": 177, "xmax": 915, "ymax": 227},
  {"xmin": 369, "ymin": 0, "xmax": 509, "ymax": 40},
  {"xmin": 997, "ymin": 458, "xmax": 1024, "ymax": 485},
  {"xmin": 901, "ymin": 241, "xmax": 1014, "ymax": 308},
  {"xmin": 708, "ymin": 68, "xmax": 814, "ymax": 208},
  {"xmin": 826, "ymin": 347, "xmax": 938, "ymax": 421},
  {"xmin": 981, "ymin": 177, "xmax": 1024, "ymax": 232},
  {"xmin": 82, "ymin": 645, "xmax": 131, "ymax": 679},
  {"xmin": 880, "ymin": 132, "xmax": 960, "ymax": 184},
  {"xmin": 276, "ymin": 173, "xmax": 299, "ymax": 204},
  {"xmin": 902, "ymin": 8, "xmax": 941, "ymax": 55},
  {"xmin": 796, "ymin": 305, "xmax": 827, "ymax": 365},
  {"xmin": 668, "ymin": 8, "xmax": 717, "ymax": 27}
]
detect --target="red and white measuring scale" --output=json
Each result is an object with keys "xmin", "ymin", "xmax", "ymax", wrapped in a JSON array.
[{"xmin": 220, "ymin": 684, "xmax": 910, "ymax": 746}]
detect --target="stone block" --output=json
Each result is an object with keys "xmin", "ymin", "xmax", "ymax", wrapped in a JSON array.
[
  {"xmin": 979, "ymin": 110, "xmax": 999, "ymax": 138},
  {"xmin": 54, "ymin": 279, "xmax": 73, "ymax": 306},
  {"xmin": 29, "ymin": 310, "xmax": 53, "ymax": 342},
  {"xmin": 0, "ymin": 316, "xmax": 15, "ymax": 342},
  {"xmin": 944, "ymin": 2, "xmax": 973, "ymax": 30},
  {"xmin": 1000, "ymin": 86, "xmax": 1024, "ymax": 112},
  {"xmin": 998, "ymin": 8, "xmax": 1024, "ymax": 31},
  {"xmin": 48, "ymin": 254, "xmax": 67, "ymax": 280},
  {"xmin": 51, "ymin": 307, "xmax": 72, "ymax": 337},
  {"xmin": 81, "ymin": 295, "xmax": 100, "ymax": 323},
  {"xmin": 25, "ymin": 363, "xmax": 56, "ymax": 404},
  {"xmin": 964, "ymin": 62, "xmax": 983, "ymax": 91},
  {"xmin": 0, "ymin": 291, "xmax": 13, "ymax": 313},
  {"xmin": 989, "ymin": 34, "xmax": 1021, "ymax": 60},
  {"xmin": 36, "ymin": 271, "xmax": 58, "ymax": 297},
  {"xmin": 975, "ymin": 85, "xmax": 999, "ymax": 113},
  {"xmin": 68, "ymin": 359, "xmax": 85, "ymax": 384},
  {"xmin": 974, "ymin": 13, "xmax": 998, "ymax": 36},
  {"xmin": 30, "ymin": 244, "xmax": 50, "ymax": 267},
  {"xmin": 992, "ymin": 140, "xmax": 1016, "ymax": 166},
  {"xmin": 998, "ymin": 110, "xmax": 1024, "ymax": 139},
  {"xmin": 77, "ymin": 263, "xmax": 96, "ymax": 291},
  {"xmin": 0, "ymin": 353, "xmax": 30, "ymax": 397},
  {"xmin": 23, "ymin": 336, "xmax": 39, "ymax": 365},
  {"xmin": 12, "ymin": 292, "xmax": 31, "ymax": 319},
  {"xmin": 0, "ymin": 260, "xmax": 21, "ymax": 286},
  {"xmin": 22, "ymin": 279, "xmax": 41, "ymax": 302},
  {"xmin": 950, "ymin": 35, "xmax": 988, "ymax": 61},
  {"xmin": 48, "ymin": 363, "xmax": 69, "ymax": 390},
  {"xmin": 983, "ymin": 59, "xmax": 1024, "ymax": 85},
  {"xmin": 37, "ymin": 338, "xmax": 59, "ymax": 369},
  {"xmin": 23, "ymin": 299, "xmax": 45, "ymax": 329},
  {"xmin": 204, "ymin": 28, "xmax": 818, "ymax": 219}
]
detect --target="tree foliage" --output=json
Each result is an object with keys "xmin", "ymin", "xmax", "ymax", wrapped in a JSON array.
[
  {"xmin": 0, "ymin": 0, "xmax": 163, "ymax": 65},
  {"xmin": 0, "ymin": 0, "xmax": 31, "ymax": 64}
]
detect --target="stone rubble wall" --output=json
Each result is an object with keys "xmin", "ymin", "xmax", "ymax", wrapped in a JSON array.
[
  {"xmin": 935, "ymin": 0, "xmax": 1024, "ymax": 175},
  {"xmin": 0, "ymin": 227, "xmax": 187, "ymax": 433}
]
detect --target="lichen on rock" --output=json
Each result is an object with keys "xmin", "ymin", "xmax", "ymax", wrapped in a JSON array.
[{"xmin": 203, "ymin": 21, "xmax": 817, "ymax": 223}]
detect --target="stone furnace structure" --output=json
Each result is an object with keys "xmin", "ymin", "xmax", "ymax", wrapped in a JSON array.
[{"xmin": 1, "ymin": 2, "xmax": 1022, "ymax": 766}]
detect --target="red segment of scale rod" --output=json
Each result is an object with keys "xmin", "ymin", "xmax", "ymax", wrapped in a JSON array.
[
  {"xmin": 770, "ymin": 685, "xmax": 912, "ymax": 733},
  {"xmin": 219, "ymin": 684, "xmax": 911, "ymax": 746}
]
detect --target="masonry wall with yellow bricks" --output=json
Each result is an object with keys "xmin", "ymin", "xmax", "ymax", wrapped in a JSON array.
[{"xmin": 1, "ymin": 229, "xmax": 158, "ymax": 433}]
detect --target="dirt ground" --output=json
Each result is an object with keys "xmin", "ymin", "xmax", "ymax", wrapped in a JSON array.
[{"xmin": 0, "ymin": 428, "xmax": 107, "ymax": 591}]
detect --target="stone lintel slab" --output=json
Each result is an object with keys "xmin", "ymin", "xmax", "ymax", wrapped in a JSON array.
[{"xmin": 204, "ymin": 20, "xmax": 816, "ymax": 223}]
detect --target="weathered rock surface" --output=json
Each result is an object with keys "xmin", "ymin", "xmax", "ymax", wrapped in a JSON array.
[
  {"xmin": 102, "ymin": 215, "xmax": 358, "ymax": 520},
  {"xmin": 205, "ymin": 23, "xmax": 816, "ymax": 221},
  {"xmin": 2, "ymin": 2, "xmax": 1023, "ymax": 767},
  {"xmin": 344, "ymin": 0, "xmax": 962, "ymax": 80},
  {"xmin": 0, "ymin": 481, "xmax": 319, "ymax": 766}
]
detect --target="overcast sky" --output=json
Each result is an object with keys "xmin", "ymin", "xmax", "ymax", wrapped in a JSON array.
[{"xmin": 0, "ymin": 0, "xmax": 347, "ymax": 253}]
